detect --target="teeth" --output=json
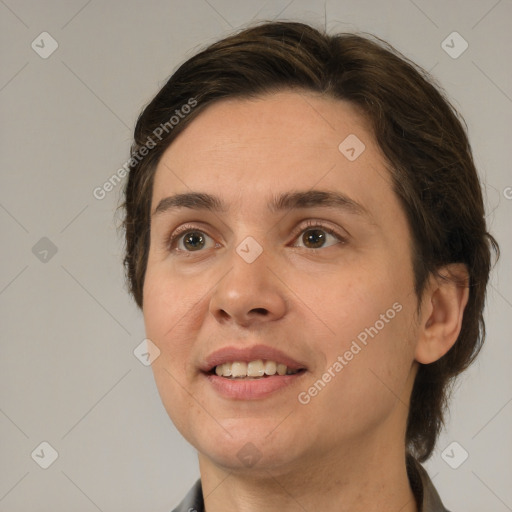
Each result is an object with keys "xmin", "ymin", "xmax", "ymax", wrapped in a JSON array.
[
  {"xmin": 231, "ymin": 362, "xmax": 247, "ymax": 378},
  {"xmin": 214, "ymin": 360, "xmax": 300, "ymax": 378},
  {"xmin": 247, "ymin": 360, "xmax": 265, "ymax": 377},
  {"xmin": 264, "ymin": 360, "xmax": 276, "ymax": 375}
]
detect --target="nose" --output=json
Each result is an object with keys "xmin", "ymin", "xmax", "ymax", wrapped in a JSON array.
[{"xmin": 208, "ymin": 248, "xmax": 288, "ymax": 328}]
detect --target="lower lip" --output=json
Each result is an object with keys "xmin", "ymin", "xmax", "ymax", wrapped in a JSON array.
[{"xmin": 204, "ymin": 372, "xmax": 305, "ymax": 400}]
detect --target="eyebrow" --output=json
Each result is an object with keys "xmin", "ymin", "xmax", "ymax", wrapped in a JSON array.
[{"xmin": 152, "ymin": 190, "xmax": 371, "ymax": 219}]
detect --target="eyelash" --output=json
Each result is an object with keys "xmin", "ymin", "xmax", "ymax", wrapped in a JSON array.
[
  {"xmin": 166, "ymin": 220, "xmax": 347, "ymax": 253},
  {"xmin": 291, "ymin": 220, "xmax": 347, "ymax": 248}
]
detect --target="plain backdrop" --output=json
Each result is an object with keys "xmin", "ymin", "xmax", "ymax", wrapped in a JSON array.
[{"xmin": 1, "ymin": 1, "xmax": 511, "ymax": 511}]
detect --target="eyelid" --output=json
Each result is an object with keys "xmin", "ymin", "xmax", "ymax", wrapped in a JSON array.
[
  {"xmin": 166, "ymin": 219, "xmax": 348, "ymax": 253},
  {"xmin": 166, "ymin": 223, "xmax": 217, "ymax": 251},
  {"xmin": 289, "ymin": 219, "xmax": 348, "ymax": 247}
]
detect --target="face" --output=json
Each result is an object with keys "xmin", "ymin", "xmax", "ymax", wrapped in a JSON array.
[{"xmin": 143, "ymin": 91, "xmax": 420, "ymax": 475}]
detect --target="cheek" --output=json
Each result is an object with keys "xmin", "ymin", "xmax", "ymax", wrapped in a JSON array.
[
  {"xmin": 302, "ymin": 259, "xmax": 416, "ymax": 404},
  {"xmin": 306, "ymin": 257, "xmax": 411, "ymax": 342},
  {"xmin": 142, "ymin": 269, "xmax": 207, "ymax": 436},
  {"xmin": 322, "ymin": 298, "xmax": 416, "ymax": 406},
  {"xmin": 142, "ymin": 267, "xmax": 205, "ymax": 370}
]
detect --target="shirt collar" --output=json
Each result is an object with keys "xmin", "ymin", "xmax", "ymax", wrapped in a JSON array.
[
  {"xmin": 406, "ymin": 454, "xmax": 451, "ymax": 512},
  {"xmin": 173, "ymin": 479, "xmax": 204, "ymax": 512}
]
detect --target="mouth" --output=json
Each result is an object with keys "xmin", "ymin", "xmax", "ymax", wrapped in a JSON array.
[
  {"xmin": 210, "ymin": 360, "xmax": 305, "ymax": 379},
  {"xmin": 201, "ymin": 345, "xmax": 307, "ymax": 399}
]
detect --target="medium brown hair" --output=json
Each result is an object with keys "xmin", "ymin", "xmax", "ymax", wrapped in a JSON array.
[{"xmin": 121, "ymin": 21, "xmax": 498, "ymax": 461}]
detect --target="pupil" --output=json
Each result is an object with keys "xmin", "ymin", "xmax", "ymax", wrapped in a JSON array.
[
  {"xmin": 303, "ymin": 229, "xmax": 325, "ymax": 248},
  {"xmin": 184, "ymin": 232, "xmax": 205, "ymax": 250}
]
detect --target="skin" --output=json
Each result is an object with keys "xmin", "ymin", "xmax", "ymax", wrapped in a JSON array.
[{"xmin": 143, "ymin": 91, "xmax": 469, "ymax": 512}]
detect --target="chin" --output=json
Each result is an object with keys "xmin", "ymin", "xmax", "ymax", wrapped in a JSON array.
[{"xmin": 189, "ymin": 419, "xmax": 305, "ymax": 472}]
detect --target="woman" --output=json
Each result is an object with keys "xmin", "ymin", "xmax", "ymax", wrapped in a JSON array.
[{"xmin": 122, "ymin": 21, "xmax": 497, "ymax": 511}]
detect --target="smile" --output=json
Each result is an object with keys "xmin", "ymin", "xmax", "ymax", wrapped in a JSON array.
[
  {"xmin": 201, "ymin": 344, "xmax": 308, "ymax": 399},
  {"xmin": 214, "ymin": 360, "xmax": 302, "ymax": 378}
]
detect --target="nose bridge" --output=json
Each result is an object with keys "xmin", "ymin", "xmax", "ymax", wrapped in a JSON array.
[{"xmin": 209, "ymin": 236, "xmax": 287, "ymax": 326}]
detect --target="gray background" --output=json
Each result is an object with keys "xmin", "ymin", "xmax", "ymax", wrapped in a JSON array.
[{"xmin": 0, "ymin": 1, "xmax": 510, "ymax": 510}]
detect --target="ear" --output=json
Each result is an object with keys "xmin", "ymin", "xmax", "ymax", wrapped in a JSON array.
[{"xmin": 415, "ymin": 264, "xmax": 470, "ymax": 364}]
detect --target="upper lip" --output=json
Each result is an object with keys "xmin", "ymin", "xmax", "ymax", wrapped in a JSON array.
[{"xmin": 200, "ymin": 344, "xmax": 307, "ymax": 373}]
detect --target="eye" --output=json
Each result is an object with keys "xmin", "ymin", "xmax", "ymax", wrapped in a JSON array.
[
  {"xmin": 292, "ymin": 223, "xmax": 345, "ymax": 249},
  {"xmin": 167, "ymin": 221, "xmax": 345, "ymax": 253},
  {"xmin": 168, "ymin": 226, "xmax": 217, "ymax": 252}
]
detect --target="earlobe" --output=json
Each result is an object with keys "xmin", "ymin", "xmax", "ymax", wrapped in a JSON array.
[{"xmin": 415, "ymin": 264, "xmax": 470, "ymax": 365}]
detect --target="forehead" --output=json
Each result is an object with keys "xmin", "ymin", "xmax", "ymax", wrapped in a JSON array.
[{"xmin": 152, "ymin": 91, "xmax": 396, "ymax": 222}]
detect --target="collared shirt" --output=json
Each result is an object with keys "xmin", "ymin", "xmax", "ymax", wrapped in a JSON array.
[{"xmin": 171, "ymin": 457, "xmax": 450, "ymax": 512}]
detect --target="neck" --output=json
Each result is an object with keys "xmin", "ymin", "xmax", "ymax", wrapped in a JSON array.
[{"xmin": 198, "ymin": 435, "xmax": 418, "ymax": 512}]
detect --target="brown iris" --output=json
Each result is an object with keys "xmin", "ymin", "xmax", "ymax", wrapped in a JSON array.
[
  {"xmin": 302, "ymin": 229, "xmax": 326, "ymax": 249},
  {"xmin": 183, "ymin": 232, "xmax": 206, "ymax": 251}
]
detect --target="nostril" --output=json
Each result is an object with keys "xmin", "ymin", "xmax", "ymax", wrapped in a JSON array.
[
  {"xmin": 217, "ymin": 310, "xmax": 231, "ymax": 321},
  {"xmin": 250, "ymin": 308, "xmax": 269, "ymax": 315}
]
